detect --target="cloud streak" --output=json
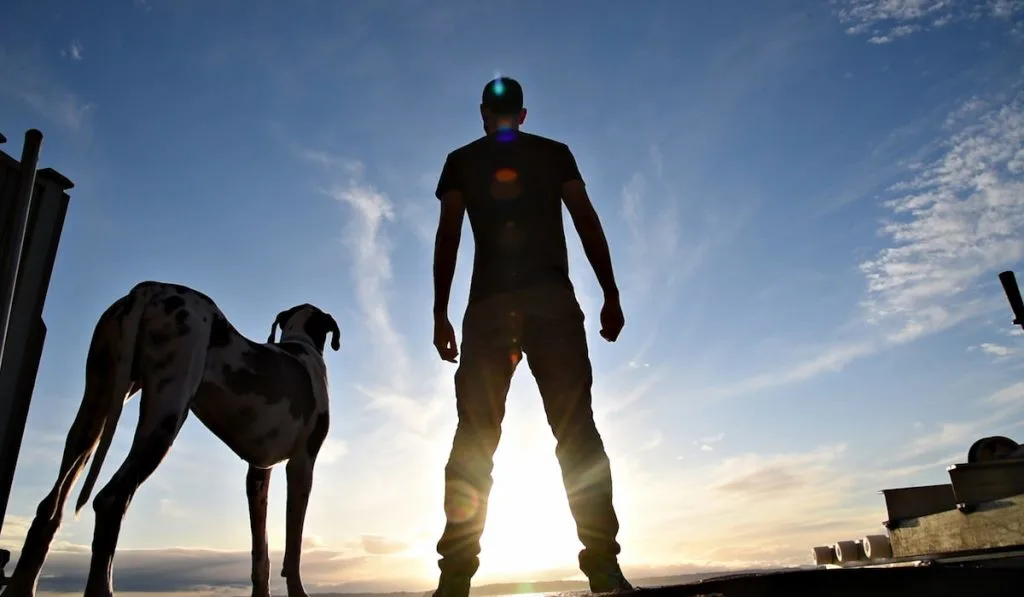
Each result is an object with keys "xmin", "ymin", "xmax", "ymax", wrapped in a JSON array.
[
  {"xmin": 707, "ymin": 83, "xmax": 1024, "ymax": 400},
  {"xmin": 834, "ymin": 0, "xmax": 1024, "ymax": 42},
  {"xmin": 290, "ymin": 148, "xmax": 453, "ymax": 455},
  {"xmin": 623, "ymin": 443, "xmax": 883, "ymax": 568},
  {"xmin": 895, "ymin": 380, "xmax": 1024, "ymax": 461},
  {"xmin": 325, "ymin": 173, "xmax": 404, "ymax": 370},
  {"xmin": 60, "ymin": 40, "xmax": 83, "ymax": 61},
  {"xmin": 0, "ymin": 48, "xmax": 94, "ymax": 134},
  {"xmin": 859, "ymin": 88, "xmax": 1024, "ymax": 342}
]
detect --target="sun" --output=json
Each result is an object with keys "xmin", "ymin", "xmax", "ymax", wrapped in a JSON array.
[{"xmin": 475, "ymin": 428, "xmax": 583, "ymax": 580}]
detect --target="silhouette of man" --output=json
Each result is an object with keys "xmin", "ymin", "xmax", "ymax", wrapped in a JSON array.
[{"xmin": 430, "ymin": 76, "xmax": 632, "ymax": 597}]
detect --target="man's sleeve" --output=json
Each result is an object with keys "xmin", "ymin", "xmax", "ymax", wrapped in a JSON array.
[
  {"xmin": 435, "ymin": 151, "xmax": 460, "ymax": 200},
  {"xmin": 560, "ymin": 143, "xmax": 585, "ymax": 186}
]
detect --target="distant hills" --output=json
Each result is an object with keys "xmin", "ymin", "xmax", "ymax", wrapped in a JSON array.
[{"xmin": 303, "ymin": 567, "xmax": 812, "ymax": 597}]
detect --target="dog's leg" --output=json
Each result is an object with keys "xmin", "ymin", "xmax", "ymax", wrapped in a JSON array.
[
  {"xmin": 281, "ymin": 413, "xmax": 328, "ymax": 597},
  {"xmin": 4, "ymin": 297, "xmax": 142, "ymax": 597},
  {"xmin": 83, "ymin": 332, "xmax": 208, "ymax": 597},
  {"xmin": 247, "ymin": 465, "xmax": 273, "ymax": 597},
  {"xmin": 281, "ymin": 454, "xmax": 314, "ymax": 597},
  {"xmin": 2, "ymin": 381, "xmax": 129, "ymax": 597},
  {"xmin": 82, "ymin": 394, "xmax": 190, "ymax": 597}
]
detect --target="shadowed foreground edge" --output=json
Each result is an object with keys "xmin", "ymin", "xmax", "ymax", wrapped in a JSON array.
[{"xmin": 545, "ymin": 566, "xmax": 1024, "ymax": 597}]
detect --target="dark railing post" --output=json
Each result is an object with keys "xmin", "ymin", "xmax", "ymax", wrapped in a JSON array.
[
  {"xmin": 998, "ymin": 271, "xmax": 1024, "ymax": 332},
  {"xmin": 0, "ymin": 130, "xmax": 43, "ymax": 361},
  {"xmin": 0, "ymin": 130, "xmax": 73, "ymax": 570}
]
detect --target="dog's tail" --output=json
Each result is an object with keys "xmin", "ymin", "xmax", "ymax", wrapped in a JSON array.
[{"xmin": 69, "ymin": 286, "xmax": 148, "ymax": 517}]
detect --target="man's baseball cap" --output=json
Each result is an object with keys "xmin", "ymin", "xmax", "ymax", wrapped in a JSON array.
[{"xmin": 481, "ymin": 77, "xmax": 524, "ymax": 114}]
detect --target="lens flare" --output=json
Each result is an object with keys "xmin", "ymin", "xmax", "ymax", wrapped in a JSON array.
[
  {"xmin": 492, "ymin": 78, "xmax": 505, "ymax": 96},
  {"xmin": 495, "ymin": 128, "xmax": 517, "ymax": 143},
  {"xmin": 495, "ymin": 168, "xmax": 517, "ymax": 183},
  {"xmin": 444, "ymin": 479, "xmax": 481, "ymax": 524}
]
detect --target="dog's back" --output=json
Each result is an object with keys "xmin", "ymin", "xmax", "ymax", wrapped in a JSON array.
[
  {"xmin": 72, "ymin": 281, "xmax": 223, "ymax": 513},
  {"xmin": 192, "ymin": 327, "xmax": 322, "ymax": 468}
]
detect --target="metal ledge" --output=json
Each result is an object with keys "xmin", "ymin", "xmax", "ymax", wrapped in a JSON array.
[
  {"xmin": 881, "ymin": 484, "xmax": 958, "ymax": 525},
  {"xmin": 948, "ymin": 459, "xmax": 1024, "ymax": 510}
]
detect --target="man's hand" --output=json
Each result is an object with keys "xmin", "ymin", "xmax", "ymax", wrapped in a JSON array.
[
  {"xmin": 433, "ymin": 314, "xmax": 459, "ymax": 363},
  {"xmin": 599, "ymin": 294, "xmax": 625, "ymax": 342}
]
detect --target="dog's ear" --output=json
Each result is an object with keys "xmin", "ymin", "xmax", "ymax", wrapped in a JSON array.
[
  {"xmin": 267, "ymin": 312, "xmax": 281, "ymax": 343},
  {"xmin": 267, "ymin": 307, "xmax": 297, "ymax": 343},
  {"xmin": 298, "ymin": 309, "xmax": 340, "ymax": 353},
  {"xmin": 324, "ymin": 313, "xmax": 341, "ymax": 351}
]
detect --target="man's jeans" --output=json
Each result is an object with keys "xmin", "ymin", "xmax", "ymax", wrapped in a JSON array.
[{"xmin": 435, "ymin": 284, "xmax": 622, "ymax": 577}]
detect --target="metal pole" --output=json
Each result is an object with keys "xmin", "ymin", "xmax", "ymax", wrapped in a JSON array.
[
  {"xmin": 998, "ymin": 271, "xmax": 1024, "ymax": 330},
  {"xmin": 0, "ymin": 129, "xmax": 42, "ymax": 362}
]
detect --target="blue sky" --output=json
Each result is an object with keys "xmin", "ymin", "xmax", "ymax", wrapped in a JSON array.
[{"xmin": 2, "ymin": 0, "xmax": 1024, "ymax": 594}]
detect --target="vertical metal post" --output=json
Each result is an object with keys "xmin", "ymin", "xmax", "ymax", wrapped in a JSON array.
[
  {"xmin": 0, "ymin": 130, "xmax": 71, "ymax": 586},
  {"xmin": 0, "ymin": 129, "xmax": 43, "ymax": 361},
  {"xmin": 0, "ymin": 170, "xmax": 71, "ymax": 527},
  {"xmin": 998, "ymin": 271, "xmax": 1024, "ymax": 331},
  {"xmin": 0, "ymin": 317, "xmax": 46, "ymax": 532}
]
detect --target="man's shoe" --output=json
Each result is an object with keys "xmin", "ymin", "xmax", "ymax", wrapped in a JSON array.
[
  {"xmin": 586, "ymin": 562, "xmax": 634, "ymax": 593},
  {"xmin": 432, "ymin": 573, "xmax": 472, "ymax": 597}
]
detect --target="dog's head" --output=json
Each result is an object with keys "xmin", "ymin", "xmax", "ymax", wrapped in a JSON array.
[{"xmin": 267, "ymin": 304, "xmax": 341, "ymax": 354}]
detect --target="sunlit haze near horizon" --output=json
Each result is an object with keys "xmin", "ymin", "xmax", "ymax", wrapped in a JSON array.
[{"xmin": 2, "ymin": 0, "xmax": 1024, "ymax": 595}]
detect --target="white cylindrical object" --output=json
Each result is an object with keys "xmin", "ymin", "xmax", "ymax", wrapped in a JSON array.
[
  {"xmin": 863, "ymin": 534, "xmax": 892, "ymax": 560},
  {"xmin": 812, "ymin": 545, "xmax": 836, "ymax": 566},
  {"xmin": 835, "ymin": 540, "xmax": 863, "ymax": 563}
]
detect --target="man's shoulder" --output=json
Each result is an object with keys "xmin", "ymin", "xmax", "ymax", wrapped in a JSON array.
[
  {"xmin": 448, "ymin": 135, "xmax": 490, "ymax": 156},
  {"xmin": 518, "ymin": 131, "xmax": 570, "ymax": 150},
  {"xmin": 447, "ymin": 132, "xmax": 570, "ymax": 156}
]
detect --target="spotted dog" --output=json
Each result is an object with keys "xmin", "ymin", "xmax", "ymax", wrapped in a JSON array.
[{"xmin": 4, "ymin": 281, "xmax": 340, "ymax": 597}]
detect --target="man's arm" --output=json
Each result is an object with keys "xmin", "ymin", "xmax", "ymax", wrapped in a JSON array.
[
  {"xmin": 562, "ymin": 178, "xmax": 619, "ymax": 300},
  {"xmin": 433, "ymin": 190, "xmax": 466, "ymax": 317}
]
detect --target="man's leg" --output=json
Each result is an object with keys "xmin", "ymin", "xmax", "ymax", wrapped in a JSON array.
[
  {"xmin": 435, "ymin": 302, "xmax": 522, "ymax": 597},
  {"xmin": 521, "ymin": 288, "xmax": 631, "ymax": 592}
]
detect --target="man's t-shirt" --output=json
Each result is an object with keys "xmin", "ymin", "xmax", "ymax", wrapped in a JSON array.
[{"xmin": 436, "ymin": 131, "xmax": 583, "ymax": 305}]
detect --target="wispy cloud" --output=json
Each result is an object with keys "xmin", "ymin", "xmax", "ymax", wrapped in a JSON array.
[
  {"xmin": 861, "ymin": 451, "xmax": 964, "ymax": 483},
  {"xmin": 975, "ymin": 342, "xmax": 1017, "ymax": 358},
  {"xmin": 868, "ymin": 24, "xmax": 920, "ymax": 44},
  {"xmin": 897, "ymin": 380, "xmax": 1024, "ymax": 461},
  {"xmin": 987, "ymin": 380, "xmax": 1024, "ymax": 404},
  {"xmin": 318, "ymin": 436, "xmax": 349, "ymax": 464},
  {"xmin": 705, "ymin": 84, "xmax": 1024, "ymax": 399},
  {"xmin": 158, "ymin": 498, "xmax": 189, "ymax": 519},
  {"xmin": 0, "ymin": 48, "xmax": 94, "ymax": 134},
  {"xmin": 297, "ymin": 148, "xmax": 364, "ymax": 176},
  {"xmin": 707, "ymin": 341, "xmax": 877, "ymax": 399},
  {"xmin": 620, "ymin": 170, "xmax": 684, "ymax": 293},
  {"xmin": 695, "ymin": 432, "xmax": 725, "ymax": 452},
  {"xmin": 624, "ymin": 443, "xmax": 882, "ymax": 567},
  {"xmin": 294, "ymin": 144, "xmax": 449, "ymax": 463},
  {"xmin": 859, "ymin": 89, "xmax": 1024, "ymax": 342},
  {"xmin": 324, "ymin": 171, "xmax": 403, "ymax": 369},
  {"xmin": 834, "ymin": 0, "xmax": 1024, "ymax": 42},
  {"xmin": 360, "ymin": 534, "xmax": 408, "ymax": 556},
  {"xmin": 60, "ymin": 40, "xmax": 83, "ymax": 61},
  {"xmin": 18, "ymin": 91, "xmax": 94, "ymax": 133},
  {"xmin": 617, "ymin": 143, "xmax": 751, "ymax": 313}
]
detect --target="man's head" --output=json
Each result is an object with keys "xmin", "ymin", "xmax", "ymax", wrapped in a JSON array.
[
  {"xmin": 480, "ymin": 76, "xmax": 527, "ymax": 135},
  {"xmin": 267, "ymin": 304, "xmax": 341, "ymax": 354}
]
